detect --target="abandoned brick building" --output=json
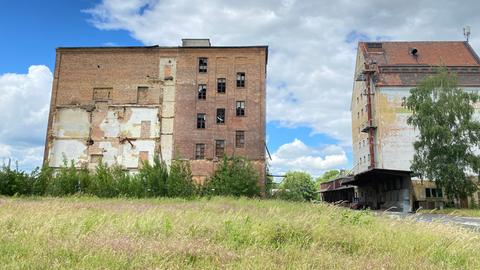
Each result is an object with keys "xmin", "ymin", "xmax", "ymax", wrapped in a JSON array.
[
  {"xmin": 43, "ymin": 39, "xmax": 268, "ymax": 185},
  {"xmin": 322, "ymin": 41, "xmax": 480, "ymax": 212}
]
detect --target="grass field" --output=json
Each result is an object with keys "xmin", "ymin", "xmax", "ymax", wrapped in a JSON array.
[
  {"xmin": 1, "ymin": 196, "xmax": 480, "ymax": 269},
  {"xmin": 419, "ymin": 208, "xmax": 480, "ymax": 218}
]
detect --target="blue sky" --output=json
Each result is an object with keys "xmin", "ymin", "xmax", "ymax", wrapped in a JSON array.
[{"xmin": 1, "ymin": 0, "xmax": 479, "ymax": 177}]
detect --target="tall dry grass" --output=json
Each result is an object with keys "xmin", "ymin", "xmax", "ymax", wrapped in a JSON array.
[{"xmin": 0, "ymin": 196, "xmax": 479, "ymax": 269}]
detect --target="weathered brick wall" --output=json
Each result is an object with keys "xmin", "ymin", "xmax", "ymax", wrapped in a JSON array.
[
  {"xmin": 173, "ymin": 47, "xmax": 266, "ymax": 183},
  {"xmin": 44, "ymin": 45, "xmax": 267, "ymax": 187}
]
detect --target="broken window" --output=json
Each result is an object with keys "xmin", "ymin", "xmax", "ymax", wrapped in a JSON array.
[
  {"xmin": 236, "ymin": 101, "xmax": 245, "ymax": 116},
  {"xmin": 199, "ymin": 58, "xmax": 208, "ymax": 73},
  {"xmin": 137, "ymin": 86, "xmax": 149, "ymax": 104},
  {"xmin": 195, "ymin": 144, "xmax": 205, "ymax": 159},
  {"xmin": 215, "ymin": 140, "xmax": 225, "ymax": 157},
  {"xmin": 198, "ymin": 84, "xmax": 207, "ymax": 100},
  {"xmin": 236, "ymin": 131, "xmax": 245, "ymax": 148},
  {"xmin": 216, "ymin": 108, "xmax": 225, "ymax": 124},
  {"xmin": 93, "ymin": 87, "xmax": 113, "ymax": 102},
  {"xmin": 197, "ymin": 113, "xmax": 206, "ymax": 129},
  {"xmin": 236, "ymin": 72, "xmax": 245, "ymax": 88},
  {"xmin": 425, "ymin": 188, "xmax": 431, "ymax": 198},
  {"xmin": 217, "ymin": 78, "xmax": 226, "ymax": 93}
]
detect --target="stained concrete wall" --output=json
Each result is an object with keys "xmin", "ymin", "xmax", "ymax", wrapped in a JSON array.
[{"xmin": 375, "ymin": 87, "xmax": 480, "ymax": 171}]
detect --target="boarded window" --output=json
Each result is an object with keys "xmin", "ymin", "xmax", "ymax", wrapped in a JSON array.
[
  {"xmin": 236, "ymin": 101, "xmax": 245, "ymax": 116},
  {"xmin": 199, "ymin": 58, "xmax": 208, "ymax": 73},
  {"xmin": 235, "ymin": 131, "xmax": 245, "ymax": 148},
  {"xmin": 195, "ymin": 144, "xmax": 205, "ymax": 159},
  {"xmin": 198, "ymin": 84, "xmax": 207, "ymax": 100},
  {"xmin": 140, "ymin": 121, "xmax": 151, "ymax": 138},
  {"xmin": 197, "ymin": 113, "xmax": 206, "ymax": 129},
  {"xmin": 137, "ymin": 86, "xmax": 149, "ymax": 104},
  {"xmin": 93, "ymin": 87, "xmax": 112, "ymax": 102},
  {"xmin": 215, "ymin": 140, "xmax": 225, "ymax": 158},
  {"xmin": 216, "ymin": 108, "xmax": 225, "ymax": 124},
  {"xmin": 236, "ymin": 72, "xmax": 245, "ymax": 88},
  {"xmin": 138, "ymin": 151, "xmax": 149, "ymax": 167},
  {"xmin": 217, "ymin": 78, "xmax": 226, "ymax": 93}
]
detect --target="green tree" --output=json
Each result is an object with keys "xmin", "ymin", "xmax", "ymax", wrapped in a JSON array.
[
  {"xmin": 278, "ymin": 171, "xmax": 316, "ymax": 201},
  {"xmin": 403, "ymin": 68, "xmax": 480, "ymax": 200},
  {"xmin": 138, "ymin": 157, "xmax": 168, "ymax": 197},
  {"xmin": 166, "ymin": 159, "xmax": 196, "ymax": 197},
  {"xmin": 207, "ymin": 156, "xmax": 260, "ymax": 197}
]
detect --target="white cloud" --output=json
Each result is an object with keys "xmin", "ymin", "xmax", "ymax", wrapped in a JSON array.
[
  {"xmin": 84, "ymin": 0, "xmax": 480, "ymax": 146},
  {"xmin": 0, "ymin": 65, "xmax": 53, "ymax": 170},
  {"xmin": 83, "ymin": 0, "xmax": 480, "ymax": 175},
  {"xmin": 270, "ymin": 139, "xmax": 348, "ymax": 177}
]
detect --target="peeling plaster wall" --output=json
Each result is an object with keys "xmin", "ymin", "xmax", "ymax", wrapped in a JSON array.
[{"xmin": 376, "ymin": 87, "xmax": 480, "ymax": 171}]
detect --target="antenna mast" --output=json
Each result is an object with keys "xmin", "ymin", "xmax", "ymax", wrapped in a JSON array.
[{"xmin": 464, "ymin": 26, "xmax": 471, "ymax": 42}]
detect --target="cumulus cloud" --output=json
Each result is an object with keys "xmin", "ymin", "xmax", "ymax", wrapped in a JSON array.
[
  {"xmin": 84, "ymin": 0, "xmax": 480, "ymax": 145},
  {"xmin": 83, "ymin": 0, "xmax": 480, "ymax": 174},
  {"xmin": 0, "ymin": 65, "xmax": 53, "ymax": 170},
  {"xmin": 270, "ymin": 139, "xmax": 348, "ymax": 177}
]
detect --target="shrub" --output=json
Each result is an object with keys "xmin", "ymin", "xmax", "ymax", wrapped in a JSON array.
[
  {"xmin": 206, "ymin": 156, "xmax": 260, "ymax": 197},
  {"xmin": 88, "ymin": 162, "xmax": 117, "ymax": 197},
  {"xmin": 138, "ymin": 157, "xmax": 168, "ymax": 197},
  {"xmin": 277, "ymin": 171, "xmax": 316, "ymax": 201},
  {"xmin": 0, "ymin": 160, "xmax": 34, "ymax": 196},
  {"xmin": 31, "ymin": 164, "xmax": 53, "ymax": 195},
  {"xmin": 166, "ymin": 159, "xmax": 196, "ymax": 197},
  {"xmin": 46, "ymin": 160, "xmax": 79, "ymax": 196}
]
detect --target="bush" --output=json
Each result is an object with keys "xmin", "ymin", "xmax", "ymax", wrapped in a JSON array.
[
  {"xmin": 138, "ymin": 157, "xmax": 168, "ymax": 197},
  {"xmin": 206, "ymin": 156, "xmax": 260, "ymax": 197},
  {"xmin": 277, "ymin": 171, "xmax": 316, "ymax": 201},
  {"xmin": 87, "ymin": 162, "xmax": 117, "ymax": 197},
  {"xmin": 0, "ymin": 160, "xmax": 34, "ymax": 196},
  {"xmin": 46, "ymin": 160, "xmax": 80, "ymax": 196},
  {"xmin": 166, "ymin": 159, "xmax": 196, "ymax": 197}
]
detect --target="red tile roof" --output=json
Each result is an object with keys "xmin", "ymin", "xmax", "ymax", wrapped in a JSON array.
[{"xmin": 359, "ymin": 41, "xmax": 480, "ymax": 67}]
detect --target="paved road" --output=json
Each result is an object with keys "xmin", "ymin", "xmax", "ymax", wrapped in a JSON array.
[{"xmin": 380, "ymin": 212, "xmax": 480, "ymax": 231}]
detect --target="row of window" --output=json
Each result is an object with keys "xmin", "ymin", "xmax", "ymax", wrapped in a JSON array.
[
  {"xmin": 358, "ymin": 139, "xmax": 368, "ymax": 149},
  {"xmin": 425, "ymin": 188, "xmax": 443, "ymax": 198},
  {"xmin": 196, "ymin": 102, "xmax": 246, "ymax": 128},
  {"xmin": 198, "ymin": 58, "xmax": 246, "ymax": 83},
  {"xmin": 356, "ymin": 104, "xmax": 369, "ymax": 119},
  {"xmin": 195, "ymin": 132, "xmax": 245, "ymax": 159},
  {"xmin": 359, "ymin": 154, "xmax": 370, "ymax": 165},
  {"xmin": 197, "ymin": 74, "xmax": 245, "ymax": 100}
]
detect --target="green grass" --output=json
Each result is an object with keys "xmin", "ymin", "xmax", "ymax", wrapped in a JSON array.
[
  {"xmin": 1, "ymin": 196, "xmax": 480, "ymax": 269},
  {"xmin": 419, "ymin": 208, "xmax": 480, "ymax": 217}
]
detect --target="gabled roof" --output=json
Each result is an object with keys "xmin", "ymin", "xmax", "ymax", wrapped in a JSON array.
[{"xmin": 359, "ymin": 41, "xmax": 480, "ymax": 67}]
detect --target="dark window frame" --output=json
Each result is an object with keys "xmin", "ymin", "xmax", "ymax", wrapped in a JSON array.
[
  {"xmin": 199, "ymin": 57, "xmax": 208, "ymax": 73},
  {"xmin": 216, "ymin": 108, "xmax": 225, "ymax": 124},
  {"xmin": 198, "ymin": 84, "xmax": 207, "ymax": 100},
  {"xmin": 197, "ymin": 113, "xmax": 206, "ymax": 129},
  {"xmin": 236, "ymin": 101, "xmax": 245, "ymax": 117},
  {"xmin": 195, "ymin": 143, "xmax": 205, "ymax": 159},
  {"xmin": 215, "ymin": 140, "xmax": 225, "ymax": 158},
  {"xmin": 217, "ymin": 78, "xmax": 226, "ymax": 93},
  {"xmin": 236, "ymin": 72, "xmax": 245, "ymax": 88},
  {"xmin": 235, "ymin": 130, "xmax": 245, "ymax": 148}
]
